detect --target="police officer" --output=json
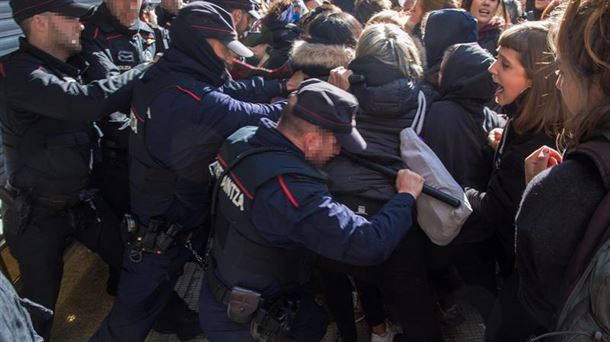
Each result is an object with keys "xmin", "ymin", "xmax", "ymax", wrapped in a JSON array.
[
  {"xmin": 80, "ymin": 0, "xmax": 161, "ymax": 218},
  {"xmin": 79, "ymin": 1, "xmax": 198, "ymax": 338},
  {"xmin": 211, "ymin": 0, "xmax": 261, "ymax": 35},
  {"xmin": 92, "ymin": 2, "xmax": 299, "ymax": 341},
  {"xmin": 0, "ymin": 0, "xmax": 147, "ymax": 338},
  {"xmin": 200, "ymin": 78, "xmax": 425, "ymax": 341}
]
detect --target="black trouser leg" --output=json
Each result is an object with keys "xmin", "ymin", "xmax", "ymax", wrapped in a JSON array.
[
  {"xmin": 3, "ymin": 207, "xmax": 67, "ymax": 340},
  {"xmin": 381, "ymin": 228, "xmax": 443, "ymax": 342},
  {"xmin": 319, "ymin": 270, "xmax": 358, "ymax": 342}
]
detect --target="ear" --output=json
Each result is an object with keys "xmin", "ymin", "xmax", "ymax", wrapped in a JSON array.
[
  {"xmin": 302, "ymin": 131, "xmax": 321, "ymax": 156},
  {"xmin": 231, "ymin": 9, "xmax": 243, "ymax": 23},
  {"xmin": 31, "ymin": 14, "xmax": 49, "ymax": 34}
]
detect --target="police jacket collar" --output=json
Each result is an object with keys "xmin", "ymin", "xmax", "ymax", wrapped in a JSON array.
[
  {"xmin": 19, "ymin": 38, "xmax": 87, "ymax": 77},
  {"xmin": 89, "ymin": 2, "xmax": 154, "ymax": 36},
  {"xmin": 156, "ymin": 48, "xmax": 226, "ymax": 86}
]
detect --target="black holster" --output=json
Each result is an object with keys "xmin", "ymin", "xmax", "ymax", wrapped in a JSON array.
[
  {"xmin": 124, "ymin": 214, "xmax": 185, "ymax": 255},
  {"xmin": 251, "ymin": 296, "xmax": 300, "ymax": 342}
]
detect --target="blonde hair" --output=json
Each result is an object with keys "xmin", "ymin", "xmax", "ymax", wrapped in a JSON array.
[
  {"xmin": 498, "ymin": 21, "xmax": 564, "ymax": 136},
  {"xmin": 555, "ymin": 0, "xmax": 610, "ymax": 147},
  {"xmin": 355, "ymin": 23, "xmax": 423, "ymax": 79}
]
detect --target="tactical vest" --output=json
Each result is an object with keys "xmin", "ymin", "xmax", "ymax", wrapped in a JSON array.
[
  {"xmin": 210, "ymin": 126, "xmax": 327, "ymax": 293},
  {"xmin": 2, "ymin": 115, "xmax": 99, "ymax": 198},
  {"xmin": 128, "ymin": 74, "xmax": 215, "ymax": 227}
]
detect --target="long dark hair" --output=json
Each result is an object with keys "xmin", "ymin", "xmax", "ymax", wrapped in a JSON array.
[{"xmin": 461, "ymin": 0, "xmax": 510, "ymax": 28}]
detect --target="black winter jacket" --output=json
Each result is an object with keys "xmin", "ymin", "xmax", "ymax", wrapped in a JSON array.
[
  {"xmin": 325, "ymin": 56, "xmax": 435, "ymax": 203},
  {"xmin": 421, "ymin": 43, "xmax": 502, "ymax": 243},
  {"xmin": 466, "ymin": 93, "xmax": 556, "ymax": 249}
]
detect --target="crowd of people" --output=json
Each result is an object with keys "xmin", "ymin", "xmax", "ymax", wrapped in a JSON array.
[{"xmin": 0, "ymin": 0, "xmax": 608, "ymax": 341}]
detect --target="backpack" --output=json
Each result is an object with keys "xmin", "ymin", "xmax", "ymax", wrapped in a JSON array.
[{"xmin": 553, "ymin": 140, "xmax": 610, "ymax": 342}]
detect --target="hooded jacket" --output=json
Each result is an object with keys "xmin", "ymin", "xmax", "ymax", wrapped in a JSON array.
[
  {"xmin": 290, "ymin": 40, "xmax": 356, "ymax": 79},
  {"xmin": 423, "ymin": 9, "xmax": 478, "ymax": 87},
  {"xmin": 324, "ymin": 55, "xmax": 435, "ymax": 203},
  {"xmin": 421, "ymin": 43, "xmax": 502, "ymax": 243},
  {"xmin": 478, "ymin": 19, "xmax": 504, "ymax": 57}
]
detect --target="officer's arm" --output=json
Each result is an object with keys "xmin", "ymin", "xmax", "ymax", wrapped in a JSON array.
[
  {"xmin": 252, "ymin": 177, "xmax": 416, "ymax": 266},
  {"xmin": 6, "ymin": 64, "xmax": 145, "ymax": 122},
  {"xmin": 220, "ymin": 77, "xmax": 282, "ymax": 103},
  {"xmin": 198, "ymin": 91, "xmax": 285, "ymax": 138}
]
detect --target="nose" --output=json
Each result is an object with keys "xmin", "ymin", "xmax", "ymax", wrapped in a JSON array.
[{"xmin": 488, "ymin": 59, "xmax": 498, "ymax": 75}]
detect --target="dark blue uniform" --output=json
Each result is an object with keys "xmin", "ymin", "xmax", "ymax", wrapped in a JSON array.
[
  {"xmin": 92, "ymin": 45, "xmax": 285, "ymax": 341},
  {"xmin": 80, "ymin": 2, "xmax": 159, "ymax": 217},
  {"xmin": 0, "ymin": 38, "xmax": 145, "ymax": 339},
  {"xmin": 200, "ymin": 119, "xmax": 417, "ymax": 340}
]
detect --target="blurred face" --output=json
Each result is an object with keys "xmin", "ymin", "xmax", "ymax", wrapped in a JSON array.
[
  {"xmin": 206, "ymin": 38, "xmax": 237, "ymax": 67},
  {"xmin": 47, "ymin": 13, "xmax": 84, "ymax": 57},
  {"xmin": 305, "ymin": 128, "xmax": 341, "ymax": 167},
  {"xmin": 555, "ymin": 56, "xmax": 585, "ymax": 115},
  {"xmin": 470, "ymin": 0, "xmax": 500, "ymax": 28},
  {"xmin": 161, "ymin": 0, "xmax": 184, "ymax": 13},
  {"xmin": 402, "ymin": 0, "xmax": 415, "ymax": 12},
  {"xmin": 488, "ymin": 47, "xmax": 530, "ymax": 106},
  {"xmin": 410, "ymin": 0, "xmax": 424, "ymax": 24},
  {"xmin": 535, "ymin": 0, "xmax": 552, "ymax": 10},
  {"xmin": 107, "ymin": 0, "xmax": 142, "ymax": 27}
]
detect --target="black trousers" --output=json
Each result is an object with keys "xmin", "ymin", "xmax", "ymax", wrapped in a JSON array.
[
  {"xmin": 3, "ymin": 194, "xmax": 124, "ymax": 339},
  {"xmin": 319, "ymin": 228, "xmax": 443, "ymax": 342}
]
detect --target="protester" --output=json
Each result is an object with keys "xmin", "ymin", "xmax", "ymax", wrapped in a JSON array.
[
  {"xmin": 354, "ymin": 0, "xmax": 393, "ymax": 24},
  {"xmin": 291, "ymin": 11, "xmax": 362, "ymax": 79},
  {"xmin": 514, "ymin": 0, "xmax": 610, "ymax": 339},
  {"xmin": 405, "ymin": 0, "xmax": 459, "ymax": 39},
  {"xmin": 467, "ymin": 23, "xmax": 564, "ymax": 327},
  {"xmin": 422, "ymin": 8, "xmax": 478, "ymax": 88},
  {"xmin": 421, "ymin": 42, "xmax": 503, "ymax": 323},
  {"xmin": 461, "ymin": 0, "xmax": 511, "ymax": 56},
  {"xmin": 326, "ymin": 23, "xmax": 441, "ymax": 342}
]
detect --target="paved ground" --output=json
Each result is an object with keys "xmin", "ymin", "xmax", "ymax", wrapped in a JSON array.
[{"xmin": 50, "ymin": 243, "xmax": 486, "ymax": 342}]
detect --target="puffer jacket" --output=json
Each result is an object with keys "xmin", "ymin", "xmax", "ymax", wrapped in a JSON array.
[{"xmin": 324, "ymin": 55, "xmax": 435, "ymax": 202}]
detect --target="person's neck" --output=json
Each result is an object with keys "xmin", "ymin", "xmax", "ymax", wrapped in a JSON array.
[
  {"xmin": 28, "ymin": 37, "xmax": 69, "ymax": 62},
  {"xmin": 277, "ymin": 126, "xmax": 306, "ymax": 153}
]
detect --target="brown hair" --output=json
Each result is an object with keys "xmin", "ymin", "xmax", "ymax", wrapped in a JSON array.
[
  {"xmin": 365, "ymin": 9, "xmax": 407, "ymax": 26},
  {"xmin": 354, "ymin": 0, "xmax": 393, "ymax": 24},
  {"xmin": 498, "ymin": 21, "xmax": 564, "ymax": 136},
  {"xmin": 555, "ymin": 0, "xmax": 610, "ymax": 147}
]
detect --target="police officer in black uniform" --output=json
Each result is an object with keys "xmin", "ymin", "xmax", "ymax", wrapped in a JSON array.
[
  {"xmin": 0, "ymin": 0, "xmax": 147, "ymax": 338},
  {"xmin": 201, "ymin": 79, "xmax": 425, "ymax": 340},
  {"xmin": 211, "ymin": 0, "xmax": 261, "ymax": 35},
  {"xmin": 79, "ymin": 0, "xmax": 198, "ymax": 339},
  {"xmin": 91, "ymin": 2, "xmax": 296, "ymax": 341}
]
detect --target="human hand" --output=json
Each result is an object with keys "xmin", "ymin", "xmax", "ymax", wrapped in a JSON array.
[
  {"xmin": 286, "ymin": 70, "xmax": 308, "ymax": 92},
  {"xmin": 524, "ymin": 145, "xmax": 562, "ymax": 184},
  {"xmin": 328, "ymin": 67, "xmax": 353, "ymax": 91},
  {"xmin": 395, "ymin": 169, "xmax": 425, "ymax": 199},
  {"xmin": 488, "ymin": 128, "xmax": 503, "ymax": 151}
]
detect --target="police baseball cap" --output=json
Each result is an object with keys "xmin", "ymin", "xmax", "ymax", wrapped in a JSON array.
[
  {"xmin": 171, "ymin": 2, "xmax": 253, "ymax": 58},
  {"xmin": 10, "ymin": 0, "xmax": 93, "ymax": 23},
  {"xmin": 293, "ymin": 79, "xmax": 366, "ymax": 153},
  {"xmin": 211, "ymin": 0, "xmax": 262, "ymax": 19}
]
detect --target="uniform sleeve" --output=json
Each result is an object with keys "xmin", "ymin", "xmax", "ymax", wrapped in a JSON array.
[
  {"xmin": 5, "ymin": 64, "xmax": 145, "ymax": 122},
  {"xmin": 252, "ymin": 175, "xmax": 416, "ymax": 266},
  {"xmin": 197, "ymin": 90, "xmax": 285, "ymax": 138},
  {"xmin": 220, "ymin": 77, "xmax": 281, "ymax": 103},
  {"xmin": 80, "ymin": 30, "xmax": 122, "ymax": 81}
]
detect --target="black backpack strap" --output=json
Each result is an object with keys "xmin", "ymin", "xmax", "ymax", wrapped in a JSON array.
[{"xmin": 561, "ymin": 140, "xmax": 610, "ymax": 304}]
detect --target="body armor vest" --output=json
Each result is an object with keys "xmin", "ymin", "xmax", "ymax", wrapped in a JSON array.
[{"xmin": 210, "ymin": 126, "xmax": 327, "ymax": 293}]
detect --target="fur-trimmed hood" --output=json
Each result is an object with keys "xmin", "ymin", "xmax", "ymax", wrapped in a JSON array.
[{"xmin": 290, "ymin": 40, "xmax": 355, "ymax": 78}]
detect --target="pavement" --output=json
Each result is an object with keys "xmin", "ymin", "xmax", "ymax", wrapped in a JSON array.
[{"xmin": 49, "ymin": 243, "xmax": 487, "ymax": 342}]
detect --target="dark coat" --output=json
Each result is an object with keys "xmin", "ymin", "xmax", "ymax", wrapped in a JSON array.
[
  {"xmin": 478, "ymin": 21, "xmax": 503, "ymax": 57},
  {"xmin": 325, "ymin": 55, "xmax": 435, "ymax": 203},
  {"xmin": 516, "ymin": 131, "xmax": 609, "ymax": 329},
  {"xmin": 421, "ymin": 43, "xmax": 502, "ymax": 243},
  {"xmin": 466, "ymin": 92, "xmax": 556, "ymax": 248}
]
